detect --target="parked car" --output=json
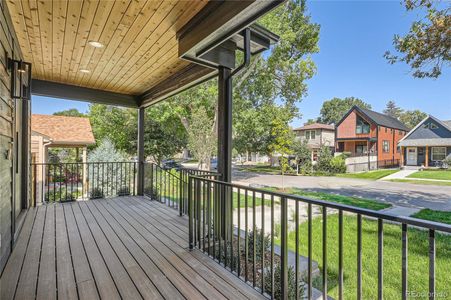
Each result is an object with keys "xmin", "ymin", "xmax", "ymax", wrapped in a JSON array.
[
  {"xmin": 161, "ymin": 160, "xmax": 182, "ymax": 170},
  {"xmin": 210, "ymin": 158, "xmax": 217, "ymax": 170}
]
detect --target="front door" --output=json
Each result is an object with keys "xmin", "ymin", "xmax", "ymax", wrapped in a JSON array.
[{"xmin": 406, "ymin": 147, "xmax": 417, "ymax": 165}]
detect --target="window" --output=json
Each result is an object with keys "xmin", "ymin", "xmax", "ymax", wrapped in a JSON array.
[
  {"xmin": 355, "ymin": 144, "xmax": 367, "ymax": 154},
  {"xmin": 431, "ymin": 147, "xmax": 446, "ymax": 161},
  {"xmin": 431, "ymin": 123, "xmax": 438, "ymax": 129},
  {"xmin": 305, "ymin": 130, "xmax": 316, "ymax": 140},
  {"xmin": 382, "ymin": 140, "xmax": 390, "ymax": 153},
  {"xmin": 356, "ymin": 115, "xmax": 370, "ymax": 134},
  {"xmin": 397, "ymin": 146, "xmax": 400, "ymax": 153}
]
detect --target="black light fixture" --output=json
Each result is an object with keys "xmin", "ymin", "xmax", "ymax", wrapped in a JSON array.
[{"xmin": 8, "ymin": 57, "xmax": 32, "ymax": 100}]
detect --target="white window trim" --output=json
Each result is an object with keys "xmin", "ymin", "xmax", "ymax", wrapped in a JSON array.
[{"xmin": 431, "ymin": 147, "xmax": 446, "ymax": 161}]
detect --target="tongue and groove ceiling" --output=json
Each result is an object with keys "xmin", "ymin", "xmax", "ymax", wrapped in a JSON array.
[{"xmin": 6, "ymin": 0, "xmax": 209, "ymax": 95}]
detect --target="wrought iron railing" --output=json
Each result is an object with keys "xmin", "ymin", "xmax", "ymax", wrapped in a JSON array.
[
  {"xmin": 31, "ymin": 162, "xmax": 137, "ymax": 204},
  {"xmin": 143, "ymin": 162, "xmax": 219, "ymax": 215},
  {"xmin": 188, "ymin": 175, "xmax": 451, "ymax": 300}
]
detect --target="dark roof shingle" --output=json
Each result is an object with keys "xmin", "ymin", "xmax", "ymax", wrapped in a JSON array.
[{"xmin": 358, "ymin": 107, "xmax": 410, "ymax": 131}]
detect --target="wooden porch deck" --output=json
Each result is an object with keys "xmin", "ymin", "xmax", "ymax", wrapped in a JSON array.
[{"xmin": 0, "ymin": 197, "xmax": 264, "ymax": 300}]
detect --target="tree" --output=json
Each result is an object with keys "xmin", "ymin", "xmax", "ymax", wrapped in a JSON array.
[
  {"xmin": 88, "ymin": 104, "xmax": 134, "ymax": 152},
  {"xmin": 291, "ymin": 139, "xmax": 312, "ymax": 175},
  {"xmin": 187, "ymin": 107, "xmax": 216, "ymax": 170},
  {"xmin": 304, "ymin": 119, "xmax": 317, "ymax": 126},
  {"xmin": 318, "ymin": 97, "xmax": 372, "ymax": 125},
  {"xmin": 268, "ymin": 116, "xmax": 295, "ymax": 190},
  {"xmin": 383, "ymin": 100, "xmax": 403, "ymax": 119},
  {"xmin": 399, "ymin": 109, "xmax": 428, "ymax": 128},
  {"xmin": 53, "ymin": 108, "xmax": 86, "ymax": 117},
  {"xmin": 384, "ymin": 0, "xmax": 450, "ymax": 78}
]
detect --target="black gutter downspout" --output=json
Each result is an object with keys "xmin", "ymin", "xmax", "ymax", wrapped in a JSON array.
[
  {"xmin": 217, "ymin": 28, "xmax": 251, "ymax": 241},
  {"xmin": 137, "ymin": 107, "xmax": 145, "ymax": 196}
]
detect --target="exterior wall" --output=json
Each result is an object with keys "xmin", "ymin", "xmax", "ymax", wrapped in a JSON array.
[
  {"xmin": 404, "ymin": 146, "xmax": 451, "ymax": 166},
  {"xmin": 295, "ymin": 129, "xmax": 335, "ymax": 148},
  {"xmin": 336, "ymin": 110, "xmax": 377, "ymax": 140},
  {"xmin": 0, "ymin": 0, "xmax": 26, "ymax": 272},
  {"xmin": 408, "ymin": 117, "xmax": 451, "ymax": 139},
  {"xmin": 377, "ymin": 126, "xmax": 406, "ymax": 162}
]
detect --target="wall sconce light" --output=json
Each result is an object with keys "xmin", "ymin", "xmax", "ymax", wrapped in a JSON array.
[{"xmin": 8, "ymin": 58, "xmax": 32, "ymax": 100}]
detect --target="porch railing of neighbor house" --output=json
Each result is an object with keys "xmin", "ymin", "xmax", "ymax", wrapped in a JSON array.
[
  {"xmin": 143, "ymin": 162, "xmax": 219, "ymax": 215},
  {"xmin": 185, "ymin": 175, "xmax": 451, "ymax": 300},
  {"xmin": 31, "ymin": 161, "xmax": 137, "ymax": 204}
]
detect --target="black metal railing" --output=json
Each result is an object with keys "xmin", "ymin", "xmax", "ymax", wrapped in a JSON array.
[
  {"xmin": 31, "ymin": 162, "xmax": 137, "ymax": 204},
  {"xmin": 143, "ymin": 162, "xmax": 219, "ymax": 215},
  {"xmin": 188, "ymin": 175, "xmax": 451, "ymax": 300}
]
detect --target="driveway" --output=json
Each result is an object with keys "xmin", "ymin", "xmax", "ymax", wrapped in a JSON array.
[{"xmin": 232, "ymin": 170, "xmax": 451, "ymax": 211}]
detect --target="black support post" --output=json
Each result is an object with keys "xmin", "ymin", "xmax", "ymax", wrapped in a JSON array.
[
  {"xmin": 137, "ymin": 107, "xmax": 145, "ymax": 195},
  {"xmin": 217, "ymin": 66, "xmax": 232, "ymax": 183}
]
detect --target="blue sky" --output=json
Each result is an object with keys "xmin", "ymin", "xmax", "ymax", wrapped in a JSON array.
[{"xmin": 33, "ymin": 1, "xmax": 451, "ymax": 125}]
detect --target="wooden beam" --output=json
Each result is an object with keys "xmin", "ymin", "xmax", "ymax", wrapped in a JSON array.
[
  {"xmin": 177, "ymin": 1, "xmax": 283, "ymax": 60},
  {"xmin": 138, "ymin": 64, "xmax": 216, "ymax": 108},
  {"xmin": 31, "ymin": 79, "xmax": 138, "ymax": 108}
]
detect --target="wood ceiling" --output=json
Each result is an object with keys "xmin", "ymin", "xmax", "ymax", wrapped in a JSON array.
[{"xmin": 6, "ymin": 0, "xmax": 209, "ymax": 95}]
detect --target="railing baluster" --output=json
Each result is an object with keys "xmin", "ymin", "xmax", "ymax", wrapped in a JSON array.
[
  {"xmin": 230, "ymin": 186, "xmax": 234, "ymax": 273},
  {"xmin": 308, "ymin": 203, "xmax": 312, "ymax": 300},
  {"xmin": 357, "ymin": 214, "xmax": 362, "ymax": 300},
  {"xmin": 378, "ymin": 218, "xmax": 383, "ymax": 300},
  {"xmin": 429, "ymin": 229, "xmax": 435, "ymax": 300},
  {"xmin": 281, "ymin": 196, "xmax": 288, "ymax": 300},
  {"xmin": 252, "ymin": 190, "xmax": 256, "ymax": 287},
  {"xmin": 271, "ymin": 195, "xmax": 275, "ymax": 300},
  {"xmin": 261, "ymin": 192, "xmax": 265, "ymax": 294},
  {"xmin": 338, "ymin": 210, "xmax": 343, "ymax": 300},
  {"xmin": 207, "ymin": 181, "xmax": 212, "ymax": 257},
  {"xmin": 245, "ymin": 189, "xmax": 249, "ymax": 283},
  {"xmin": 295, "ymin": 199, "xmax": 299, "ymax": 300},
  {"xmin": 237, "ymin": 188, "xmax": 241, "ymax": 277},
  {"xmin": 402, "ymin": 223, "xmax": 408, "ymax": 300},
  {"xmin": 188, "ymin": 176, "xmax": 193, "ymax": 249},
  {"xmin": 323, "ymin": 206, "xmax": 327, "ymax": 300}
]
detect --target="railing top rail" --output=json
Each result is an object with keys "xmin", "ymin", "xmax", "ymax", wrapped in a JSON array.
[
  {"xmin": 189, "ymin": 175, "xmax": 451, "ymax": 233},
  {"xmin": 31, "ymin": 161, "xmax": 136, "ymax": 166}
]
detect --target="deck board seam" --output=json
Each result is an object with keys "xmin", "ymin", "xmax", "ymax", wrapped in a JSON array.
[
  {"xmin": 34, "ymin": 205, "xmax": 48, "ymax": 299},
  {"xmin": 93, "ymin": 199, "xmax": 194, "ymax": 299},
  {"xmin": 112, "ymin": 198, "xmax": 237, "ymax": 300},
  {"xmin": 61, "ymin": 204, "xmax": 80, "ymax": 299}
]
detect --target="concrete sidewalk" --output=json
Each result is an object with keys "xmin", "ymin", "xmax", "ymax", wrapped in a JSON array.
[{"xmin": 379, "ymin": 169, "xmax": 418, "ymax": 180}]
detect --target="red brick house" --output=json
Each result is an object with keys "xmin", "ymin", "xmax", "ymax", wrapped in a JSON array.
[{"xmin": 335, "ymin": 106, "xmax": 409, "ymax": 171}]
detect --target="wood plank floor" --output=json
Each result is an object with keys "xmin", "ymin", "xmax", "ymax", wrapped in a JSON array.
[{"xmin": 0, "ymin": 197, "xmax": 265, "ymax": 300}]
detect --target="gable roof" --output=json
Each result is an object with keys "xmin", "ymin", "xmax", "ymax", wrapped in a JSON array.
[
  {"xmin": 399, "ymin": 115, "xmax": 451, "ymax": 143},
  {"xmin": 336, "ymin": 105, "xmax": 410, "ymax": 131},
  {"xmin": 31, "ymin": 114, "xmax": 95, "ymax": 146},
  {"xmin": 293, "ymin": 123, "xmax": 334, "ymax": 131}
]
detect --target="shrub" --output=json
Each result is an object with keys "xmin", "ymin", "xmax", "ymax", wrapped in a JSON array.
[
  {"xmin": 329, "ymin": 155, "xmax": 346, "ymax": 173},
  {"xmin": 247, "ymin": 229, "xmax": 271, "ymax": 263},
  {"xmin": 117, "ymin": 186, "xmax": 130, "ymax": 196},
  {"xmin": 264, "ymin": 263, "xmax": 305, "ymax": 299},
  {"xmin": 45, "ymin": 189, "xmax": 79, "ymax": 202},
  {"xmin": 89, "ymin": 187, "xmax": 104, "ymax": 199}
]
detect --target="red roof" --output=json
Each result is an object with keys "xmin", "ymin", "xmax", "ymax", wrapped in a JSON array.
[
  {"xmin": 31, "ymin": 114, "xmax": 95, "ymax": 145},
  {"xmin": 293, "ymin": 123, "xmax": 334, "ymax": 131}
]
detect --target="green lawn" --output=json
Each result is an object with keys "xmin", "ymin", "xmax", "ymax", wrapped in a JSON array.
[
  {"xmin": 265, "ymin": 187, "xmax": 391, "ymax": 211},
  {"xmin": 387, "ymin": 179, "xmax": 451, "ymax": 186},
  {"xmin": 336, "ymin": 169, "xmax": 399, "ymax": 180},
  {"xmin": 232, "ymin": 191, "xmax": 273, "ymax": 208},
  {"xmin": 277, "ymin": 215, "xmax": 451, "ymax": 299},
  {"xmin": 407, "ymin": 170, "xmax": 451, "ymax": 180},
  {"xmin": 411, "ymin": 209, "xmax": 451, "ymax": 225}
]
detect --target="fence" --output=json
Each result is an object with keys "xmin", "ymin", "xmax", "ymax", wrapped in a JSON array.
[
  {"xmin": 143, "ymin": 162, "xmax": 219, "ymax": 215},
  {"xmin": 188, "ymin": 175, "xmax": 451, "ymax": 300},
  {"xmin": 31, "ymin": 162, "xmax": 137, "ymax": 204}
]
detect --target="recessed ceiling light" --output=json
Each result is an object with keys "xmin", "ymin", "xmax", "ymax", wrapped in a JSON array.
[
  {"xmin": 80, "ymin": 69, "xmax": 90, "ymax": 73},
  {"xmin": 88, "ymin": 41, "xmax": 104, "ymax": 48}
]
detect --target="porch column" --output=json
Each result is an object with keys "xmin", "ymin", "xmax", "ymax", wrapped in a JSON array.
[
  {"xmin": 137, "ymin": 107, "xmax": 145, "ymax": 195},
  {"xmin": 400, "ymin": 146, "xmax": 404, "ymax": 166},
  {"xmin": 425, "ymin": 146, "xmax": 429, "ymax": 168},
  {"xmin": 217, "ymin": 66, "xmax": 232, "ymax": 183},
  {"xmin": 82, "ymin": 147, "xmax": 88, "ymax": 198}
]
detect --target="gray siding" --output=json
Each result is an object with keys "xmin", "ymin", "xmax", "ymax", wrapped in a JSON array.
[
  {"xmin": 408, "ymin": 117, "xmax": 451, "ymax": 139},
  {"xmin": 0, "ymin": 0, "xmax": 24, "ymax": 272}
]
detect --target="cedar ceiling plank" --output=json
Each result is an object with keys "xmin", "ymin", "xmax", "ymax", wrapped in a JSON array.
[
  {"xmin": 60, "ymin": 0, "xmax": 84, "ymax": 84},
  {"xmin": 89, "ymin": 0, "xmax": 162, "ymax": 90},
  {"xmin": 99, "ymin": 0, "xmax": 180, "ymax": 91},
  {"xmin": 74, "ymin": 0, "xmax": 119, "ymax": 85},
  {"xmin": 37, "ymin": 0, "xmax": 53, "ymax": 80},
  {"xmin": 52, "ymin": 0, "xmax": 68, "ymax": 80},
  {"xmin": 111, "ymin": 0, "xmax": 207, "ymax": 93},
  {"xmin": 66, "ymin": 0, "xmax": 101, "ymax": 83},
  {"xmin": 25, "ymin": 0, "xmax": 45, "ymax": 78},
  {"xmin": 90, "ymin": 0, "xmax": 164, "ymax": 89}
]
